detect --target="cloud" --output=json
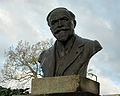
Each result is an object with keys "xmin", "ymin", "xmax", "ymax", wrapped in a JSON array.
[
  {"xmin": 99, "ymin": 75, "xmax": 120, "ymax": 95},
  {"xmin": 0, "ymin": 0, "xmax": 120, "ymax": 94},
  {"xmin": 70, "ymin": 1, "xmax": 120, "ymax": 85},
  {"xmin": 0, "ymin": 9, "xmax": 17, "ymax": 41},
  {"xmin": 0, "ymin": 9, "xmax": 12, "ymax": 25},
  {"xmin": 0, "ymin": 0, "xmax": 51, "ymax": 43},
  {"xmin": 87, "ymin": 65, "xmax": 120, "ymax": 95}
]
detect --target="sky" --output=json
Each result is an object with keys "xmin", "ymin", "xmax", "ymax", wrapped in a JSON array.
[{"xmin": 0, "ymin": 0, "xmax": 120, "ymax": 95}]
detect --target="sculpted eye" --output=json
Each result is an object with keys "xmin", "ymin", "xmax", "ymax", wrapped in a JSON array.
[
  {"xmin": 62, "ymin": 17, "xmax": 69, "ymax": 21},
  {"xmin": 51, "ymin": 20, "xmax": 57, "ymax": 25}
]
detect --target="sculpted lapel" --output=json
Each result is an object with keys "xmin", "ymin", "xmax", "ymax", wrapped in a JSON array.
[
  {"xmin": 42, "ymin": 45, "xmax": 56, "ymax": 77},
  {"xmin": 56, "ymin": 35, "xmax": 85, "ymax": 75},
  {"xmin": 48, "ymin": 45, "xmax": 56, "ymax": 76}
]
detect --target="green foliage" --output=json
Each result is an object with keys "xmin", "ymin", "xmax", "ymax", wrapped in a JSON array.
[{"xmin": 0, "ymin": 86, "xmax": 29, "ymax": 96}]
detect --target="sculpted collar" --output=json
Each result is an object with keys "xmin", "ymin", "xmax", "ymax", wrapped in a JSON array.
[{"xmin": 55, "ymin": 35, "xmax": 76, "ymax": 57}]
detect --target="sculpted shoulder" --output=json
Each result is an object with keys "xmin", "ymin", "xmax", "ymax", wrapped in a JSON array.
[
  {"xmin": 78, "ymin": 36, "xmax": 103, "ymax": 57},
  {"xmin": 38, "ymin": 45, "xmax": 54, "ymax": 63}
]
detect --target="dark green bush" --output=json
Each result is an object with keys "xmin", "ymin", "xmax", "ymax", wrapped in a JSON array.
[{"xmin": 0, "ymin": 86, "xmax": 29, "ymax": 96}]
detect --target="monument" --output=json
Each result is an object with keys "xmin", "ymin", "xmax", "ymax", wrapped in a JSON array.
[
  {"xmin": 38, "ymin": 7, "xmax": 102, "ymax": 77},
  {"xmin": 33, "ymin": 7, "xmax": 102, "ymax": 96},
  {"xmin": 13, "ymin": 7, "xmax": 102, "ymax": 96}
]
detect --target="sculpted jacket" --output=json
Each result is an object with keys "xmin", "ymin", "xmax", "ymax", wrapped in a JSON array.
[{"xmin": 38, "ymin": 35, "xmax": 102, "ymax": 77}]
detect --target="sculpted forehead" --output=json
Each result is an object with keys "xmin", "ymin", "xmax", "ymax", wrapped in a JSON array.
[{"xmin": 48, "ymin": 9, "xmax": 71, "ymax": 21}]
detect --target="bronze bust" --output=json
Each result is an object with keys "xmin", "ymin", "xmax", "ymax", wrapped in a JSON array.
[{"xmin": 38, "ymin": 7, "xmax": 102, "ymax": 77}]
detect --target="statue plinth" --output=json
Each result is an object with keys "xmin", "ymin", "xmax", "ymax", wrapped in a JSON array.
[
  {"xmin": 13, "ymin": 75, "xmax": 100, "ymax": 96},
  {"xmin": 31, "ymin": 75, "xmax": 99, "ymax": 96},
  {"xmin": 13, "ymin": 92, "xmax": 99, "ymax": 96}
]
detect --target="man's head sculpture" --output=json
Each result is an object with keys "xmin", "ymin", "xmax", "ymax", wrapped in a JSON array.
[
  {"xmin": 47, "ymin": 7, "xmax": 76, "ymax": 43},
  {"xmin": 38, "ymin": 7, "xmax": 102, "ymax": 77}
]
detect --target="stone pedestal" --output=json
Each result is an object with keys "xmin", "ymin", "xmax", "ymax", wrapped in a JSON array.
[
  {"xmin": 13, "ymin": 75, "xmax": 100, "ymax": 96},
  {"xmin": 32, "ymin": 75, "xmax": 99, "ymax": 95},
  {"xmin": 13, "ymin": 92, "xmax": 99, "ymax": 96},
  {"xmin": 44, "ymin": 91, "xmax": 99, "ymax": 96}
]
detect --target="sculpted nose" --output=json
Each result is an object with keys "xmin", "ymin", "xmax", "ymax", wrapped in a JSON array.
[{"xmin": 57, "ymin": 20, "xmax": 63, "ymax": 28}]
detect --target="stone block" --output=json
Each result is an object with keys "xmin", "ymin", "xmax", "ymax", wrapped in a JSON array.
[{"xmin": 31, "ymin": 75, "xmax": 99, "ymax": 95}]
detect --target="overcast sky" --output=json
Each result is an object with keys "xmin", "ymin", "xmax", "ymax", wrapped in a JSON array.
[{"xmin": 0, "ymin": 0, "xmax": 120, "ymax": 95}]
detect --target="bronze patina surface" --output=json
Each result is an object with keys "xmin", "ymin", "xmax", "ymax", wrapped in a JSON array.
[{"xmin": 38, "ymin": 7, "xmax": 102, "ymax": 77}]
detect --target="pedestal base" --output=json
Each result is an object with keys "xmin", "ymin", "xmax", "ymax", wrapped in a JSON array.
[
  {"xmin": 13, "ymin": 92, "xmax": 99, "ymax": 96},
  {"xmin": 48, "ymin": 91, "xmax": 99, "ymax": 96},
  {"xmin": 32, "ymin": 75, "xmax": 99, "ymax": 95}
]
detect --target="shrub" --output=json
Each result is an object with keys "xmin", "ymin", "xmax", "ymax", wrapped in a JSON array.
[{"xmin": 0, "ymin": 86, "xmax": 29, "ymax": 96}]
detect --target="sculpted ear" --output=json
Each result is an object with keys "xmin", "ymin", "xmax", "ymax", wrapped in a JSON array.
[
  {"xmin": 73, "ymin": 20, "xmax": 76, "ymax": 28},
  {"xmin": 47, "ymin": 21, "xmax": 50, "ymax": 27}
]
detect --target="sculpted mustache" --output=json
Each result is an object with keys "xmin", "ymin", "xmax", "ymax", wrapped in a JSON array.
[{"xmin": 53, "ymin": 28, "xmax": 70, "ymax": 34}]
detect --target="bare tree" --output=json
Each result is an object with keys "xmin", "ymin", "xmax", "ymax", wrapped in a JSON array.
[{"xmin": 1, "ymin": 39, "xmax": 53, "ymax": 84}]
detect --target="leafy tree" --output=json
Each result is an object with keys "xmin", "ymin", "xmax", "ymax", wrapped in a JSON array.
[{"xmin": 1, "ymin": 39, "xmax": 53, "ymax": 85}]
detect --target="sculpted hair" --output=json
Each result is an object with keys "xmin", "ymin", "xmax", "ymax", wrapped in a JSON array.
[{"xmin": 47, "ymin": 7, "xmax": 76, "ymax": 27}]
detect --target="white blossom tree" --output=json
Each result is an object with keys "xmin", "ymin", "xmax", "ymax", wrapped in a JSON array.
[{"xmin": 0, "ymin": 39, "xmax": 53, "ymax": 86}]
